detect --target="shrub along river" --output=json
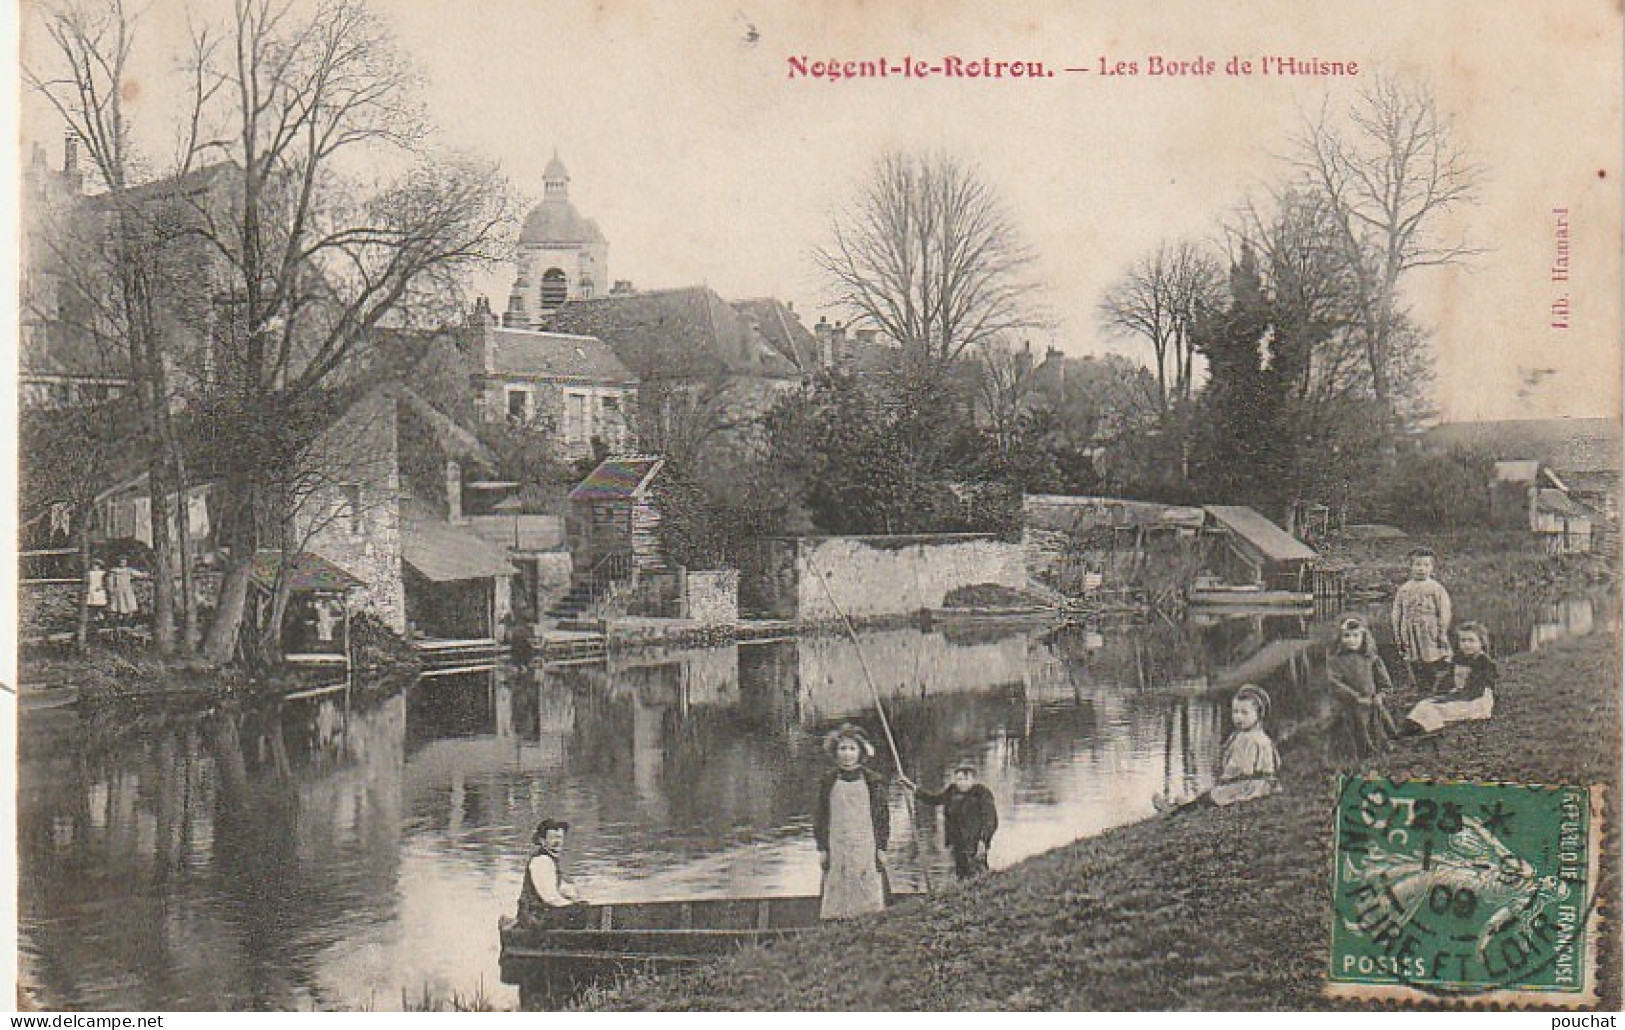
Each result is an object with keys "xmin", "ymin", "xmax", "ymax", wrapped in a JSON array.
[{"xmin": 18, "ymin": 587, "xmax": 1616, "ymax": 1010}]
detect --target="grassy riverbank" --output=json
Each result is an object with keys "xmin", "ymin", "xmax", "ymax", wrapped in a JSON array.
[
  {"xmin": 19, "ymin": 610, "xmax": 420, "ymax": 706},
  {"xmin": 592, "ymin": 629, "xmax": 1620, "ymax": 1010},
  {"xmin": 1320, "ymin": 528, "xmax": 1616, "ymax": 604}
]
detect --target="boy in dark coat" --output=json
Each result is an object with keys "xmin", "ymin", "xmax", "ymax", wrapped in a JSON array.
[{"xmin": 909, "ymin": 765, "xmax": 999, "ymax": 879}]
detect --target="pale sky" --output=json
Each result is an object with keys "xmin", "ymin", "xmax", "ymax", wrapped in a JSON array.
[{"xmin": 17, "ymin": 0, "xmax": 1624, "ymax": 421}]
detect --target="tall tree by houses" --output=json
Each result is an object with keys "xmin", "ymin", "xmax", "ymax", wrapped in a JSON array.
[
  {"xmin": 815, "ymin": 151, "xmax": 1044, "ymax": 383},
  {"xmin": 185, "ymin": 0, "xmax": 515, "ymax": 666},
  {"xmin": 1295, "ymin": 73, "xmax": 1482, "ymax": 421},
  {"xmin": 26, "ymin": 0, "xmax": 214, "ymax": 654},
  {"xmin": 1098, "ymin": 239, "xmax": 1224, "ymax": 415},
  {"xmin": 30, "ymin": 0, "xmax": 517, "ymax": 667}
]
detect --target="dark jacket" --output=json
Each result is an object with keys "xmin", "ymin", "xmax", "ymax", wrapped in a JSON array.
[
  {"xmin": 1433, "ymin": 652, "xmax": 1497, "ymax": 703},
  {"xmin": 813, "ymin": 766, "xmax": 891, "ymax": 852},
  {"xmin": 916, "ymin": 783, "xmax": 998, "ymax": 851}
]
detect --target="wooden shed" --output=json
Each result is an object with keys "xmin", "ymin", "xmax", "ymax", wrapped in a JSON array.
[
  {"xmin": 1201, "ymin": 505, "xmax": 1320, "ymax": 590},
  {"xmin": 1532, "ymin": 489, "xmax": 1594, "ymax": 554},
  {"xmin": 566, "ymin": 455, "xmax": 666, "ymax": 581},
  {"xmin": 248, "ymin": 550, "xmax": 362, "ymax": 667}
]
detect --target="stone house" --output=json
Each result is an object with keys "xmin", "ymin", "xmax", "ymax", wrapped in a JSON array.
[
  {"xmin": 541, "ymin": 285, "xmax": 812, "ymax": 458},
  {"xmin": 297, "ymin": 385, "xmax": 516, "ymax": 643},
  {"xmin": 368, "ymin": 319, "xmax": 638, "ymax": 465},
  {"xmin": 1428, "ymin": 417, "xmax": 1621, "ymax": 546},
  {"xmin": 470, "ymin": 321, "xmax": 637, "ymax": 460}
]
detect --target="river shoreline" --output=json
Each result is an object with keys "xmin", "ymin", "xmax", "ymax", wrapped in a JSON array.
[{"xmin": 587, "ymin": 628, "xmax": 1620, "ymax": 1010}]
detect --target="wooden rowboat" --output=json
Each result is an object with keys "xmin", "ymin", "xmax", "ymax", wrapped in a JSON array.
[{"xmin": 498, "ymin": 892, "xmax": 920, "ymax": 991}]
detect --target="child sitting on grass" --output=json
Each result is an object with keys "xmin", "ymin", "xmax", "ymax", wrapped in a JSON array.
[
  {"xmin": 1402, "ymin": 621, "xmax": 1497, "ymax": 736},
  {"xmin": 1328, "ymin": 615, "xmax": 1399, "ymax": 763},
  {"xmin": 1154, "ymin": 684, "xmax": 1280, "ymax": 814}
]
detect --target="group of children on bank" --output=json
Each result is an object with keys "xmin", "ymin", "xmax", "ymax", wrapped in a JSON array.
[
  {"xmin": 516, "ymin": 547, "xmax": 1495, "ymax": 925},
  {"xmin": 1329, "ymin": 547, "xmax": 1496, "ymax": 759}
]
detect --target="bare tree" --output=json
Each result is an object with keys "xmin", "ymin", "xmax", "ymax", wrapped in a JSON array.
[
  {"xmin": 25, "ymin": 0, "xmax": 216, "ymax": 654},
  {"xmin": 1098, "ymin": 240, "xmax": 1223, "ymax": 413},
  {"xmin": 975, "ymin": 336, "xmax": 1040, "ymax": 461},
  {"xmin": 816, "ymin": 151, "xmax": 1043, "ymax": 377},
  {"xmin": 1296, "ymin": 74, "xmax": 1482, "ymax": 417},
  {"xmin": 168, "ymin": 0, "xmax": 515, "ymax": 666}
]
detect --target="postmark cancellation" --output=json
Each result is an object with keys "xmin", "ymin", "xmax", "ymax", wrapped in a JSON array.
[{"xmin": 1329, "ymin": 777, "xmax": 1604, "ymax": 1007}]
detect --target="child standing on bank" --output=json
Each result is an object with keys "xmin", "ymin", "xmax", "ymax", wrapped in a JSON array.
[
  {"xmin": 904, "ymin": 764, "xmax": 999, "ymax": 880},
  {"xmin": 1328, "ymin": 616, "xmax": 1398, "ymax": 762},
  {"xmin": 1391, "ymin": 547, "xmax": 1453, "ymax": 692}
]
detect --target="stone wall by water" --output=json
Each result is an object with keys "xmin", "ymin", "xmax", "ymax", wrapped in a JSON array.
[
  {"xmin": 790, "ymin": 535, "xmax": 1027, "ymax": 624},
  {"xmin": 683, "ymin": 570, "xmax": 739, "ymax": 624}
]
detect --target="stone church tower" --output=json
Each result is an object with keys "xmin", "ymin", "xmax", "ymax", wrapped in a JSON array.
[{"xmin": 503, "ymin": 153, "xmax": 608, "ymax": 328}]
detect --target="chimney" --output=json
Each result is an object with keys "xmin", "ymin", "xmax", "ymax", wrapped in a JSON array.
[
  {"xmin": 468, "ymin": 295, "xmax": 496, "ymax": 327},
  {"xmin": 831, "ymin": 321, "xmax": 847, "ymax": 363},
  {"xmin": 446, "ymin": 460, "xmax": 463, "ymax": 522},
  {"xmin": 62, "ymin": 131, "xmax": 83, "ymax": 193}
]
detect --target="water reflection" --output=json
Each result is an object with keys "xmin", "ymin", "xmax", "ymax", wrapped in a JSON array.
[{"xmin": 19, "ymin": 592, "xmax": 1611, "ymax": 1010}]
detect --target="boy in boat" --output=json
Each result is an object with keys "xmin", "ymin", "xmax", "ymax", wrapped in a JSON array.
[
  {"xmin": 516, "ymin": 818, "xmax": 585, "ymax": 926},
  {"xmin": 904, "ymin": 765, "xmax": 999, "ymax": 880}
]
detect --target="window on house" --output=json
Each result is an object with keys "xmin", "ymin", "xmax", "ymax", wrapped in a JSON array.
[
  {"xmin": 540, "ymin": 268, "xmax": 568, "ymax": 309},
  {"xmin": 565, "ymin": 393, "xmax": 586, "ymax": 443},
  {"xmin": 507, "ymin": 388, "xmax": 529, "ymax": 424},
  {"xmin": 602, "ymin": 395, "xmax": 619, "ymax": 413},
  {"xmin": 340, "ymin": 483, "xmax": 362, "ymax": 535}
]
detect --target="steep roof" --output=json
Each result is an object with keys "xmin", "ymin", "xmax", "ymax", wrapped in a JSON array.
[
  {"xmin": 733, "ymin": 298, "xmax": 819, "ymax": 370},
  {"xmin": 400, "ymin": 499, "xmax": 518, "ymax": 582},
  {"xmin": 1204, "ymin": 505, "xmax": 1318, "ymax": 564},
  {"xmin": 249, "ymin": 549, "xmax": 363, "ymax": 593},
  {"xmin": 393, "ymin": 385, "xmax": 498, "ymax": 469},
  {"xmin": 568, "ymin": 455, "xmax": 664, "ymax": 501},
  {"xmin": 1424, "ymin": 417, "xmax": 1621, "ymax": 473},
  {"xmin": 1535, "ymin": 488, "xmax": 1593, "ymax": 518},
  {"xmin": 483, "ymin": 327, "xmax": 634, "ymax": 383},
  {"xmin": 540, "ymin": 287, "xmax": 802, "ymax": 381}
]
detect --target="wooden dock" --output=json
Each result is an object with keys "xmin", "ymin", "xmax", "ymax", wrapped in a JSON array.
[
  {"xmin": 541, "ymin": 630, "xmax": 607, "ymax": 665},
  {"xmin": 414, "ymin": 637, "xmax": 508, "ymax": 668}
]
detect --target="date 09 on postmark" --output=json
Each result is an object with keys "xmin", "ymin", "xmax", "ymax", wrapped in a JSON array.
[{"xmin": 1329, "ymin": 777, "xmax": 1602, "ymax": 1006}]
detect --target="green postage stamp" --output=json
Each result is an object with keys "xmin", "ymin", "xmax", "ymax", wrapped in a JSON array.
[{"xmin": 1329, "ymin": 777, "xmax": 1603, "ymax": 1006}]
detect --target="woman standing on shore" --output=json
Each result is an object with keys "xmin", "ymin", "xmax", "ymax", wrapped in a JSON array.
[{"xmin": 814, "ymin": 723, "xmax": 891, "ymax": 920}]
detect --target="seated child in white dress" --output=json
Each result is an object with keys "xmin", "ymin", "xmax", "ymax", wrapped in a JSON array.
[
  {"xmin": 1155, "ymin": 684, "xmax": 1280, "ymax": 814},
  {"xmin": 1403, "ymin": 622, "xmax": 1496, "ymax": 735}
]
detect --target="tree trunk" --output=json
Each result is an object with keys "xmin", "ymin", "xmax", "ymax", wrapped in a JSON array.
[
  {"xmin": 74, "ymin": 518, "xmax": 93, "ymax": 651},
  {"xmin": 203, "ymin": 465, "xmax": 259, "ymax": 666},
  {"xmin": 205, "ymin": 560, "xmax": 253, "ymax": 666},
  {"xmin": 144, "ymin": 412, "xmax": 178, "ymax": 656},
  {"xmin": 166, "ymin": 434, "xmax": 198, "ymax": 655}
]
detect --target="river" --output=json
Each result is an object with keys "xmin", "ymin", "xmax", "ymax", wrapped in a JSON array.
[{"xmin": 17, "ymin": 589, "xmax": 1616, "ymax": 1010}]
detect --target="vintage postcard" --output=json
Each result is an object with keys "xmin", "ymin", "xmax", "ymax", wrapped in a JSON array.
[{"xmin": 9, "ymin": 0, "xmax": 1622, "ymax": 1014}]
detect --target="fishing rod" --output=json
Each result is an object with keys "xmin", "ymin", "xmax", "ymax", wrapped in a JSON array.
[{"xmin": 804, "ymin": 550, "xmax": 935, "ymax": 896}]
